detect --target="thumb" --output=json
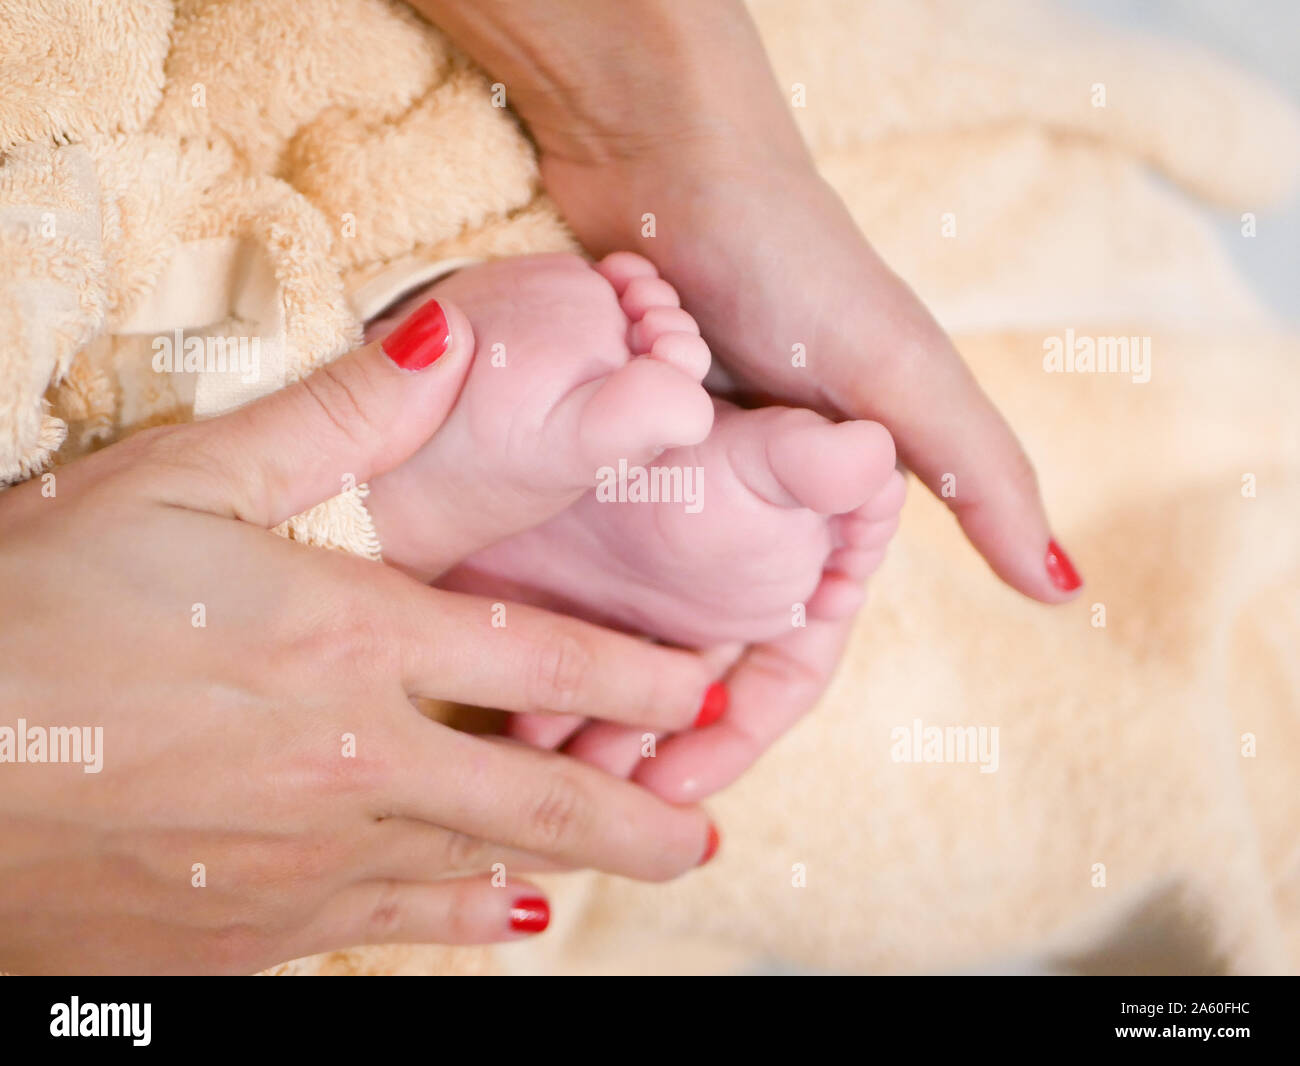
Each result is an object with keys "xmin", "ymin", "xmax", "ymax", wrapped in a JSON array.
[{"xmin": 167, "ymin": 297, "xmax": 473, "ymax": 526}]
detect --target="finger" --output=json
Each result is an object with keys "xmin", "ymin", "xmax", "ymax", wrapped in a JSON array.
[
  {"xmin": 363, "ymin": 817, "xmax": 568, "ymax": 881},
  {"xmin": 804, "ymin": 570, "xmax": 867, "ymax": 619},
  {"xmin": 387, "ymin": 721, "xmax": 714, "ymax": 882},
  {"xmin": 563, "ymin": 720, "xmax": 651, "ymax": 778},
  {"xmin": 140, "ymin": 296, "xmax": 476, "ymax": 527},
  {"xmin": 828, "ymin": 259, "xmax": 1082, "ymax": 603},
  {"xmin": 506, "ymin": 711, "xmax": 588, "ymax": 750},
  {"xmin": 300, "ymin": 875, "xmax": 552, "ymax": 952},
  {"xmin": 393, "ymin": 586, "xmax": 720, "ymax": 732},
  {"xmin": 632, "ymin": 615, "xmax": 856, "ymax": 803}
]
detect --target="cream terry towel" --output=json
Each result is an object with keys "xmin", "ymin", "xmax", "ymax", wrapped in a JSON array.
[
  {"xmin": 0, "ymin": 0, "xmax": 573, "ymax": 549},
  {"xmin": 2, "ymin": 0, "xmax": 1298, "ymax": 975}
]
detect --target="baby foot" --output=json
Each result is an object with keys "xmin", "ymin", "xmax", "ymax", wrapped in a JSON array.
[
  {"xmin": 441, "ymin": 397, "xmax": 905, "ymax": 649},
  {"xmin": 365, "ymin": 252, "xmax": 714, "ymax": 581}
]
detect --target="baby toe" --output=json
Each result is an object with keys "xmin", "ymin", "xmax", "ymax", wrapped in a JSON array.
[
  {"xmin": 648, "ymin": 331, "xmax": 712, "ymax": 381},
  {"xmin": 506, "ymin": 712, "xmax": 587, "ymax": 750},
  {"xmin": 562, "ymin": 722, "xmax": 649, "ymax": 777},
  {"xmin": 620, "ymin": 276, "xmax": 681, "ymax": 319},
  {"xmin": 834, "ymin": 510, "xmax": 900, "ymax": 551},
  {"xmin": 628, "ymin": 306, "xmax": 700, "ymax": 353},
  {"xmin": 595, "ymin": 251, "xmax": 659, "ymax": 296},
  {"xmin": 854, "ymin": 469, "xmax": 908, "ymax": 522}
]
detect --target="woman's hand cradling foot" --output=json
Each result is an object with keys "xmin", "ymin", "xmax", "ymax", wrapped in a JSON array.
[
  {"xmin": 415, "ymin": 0, "xmax": 1082, "ymax": 605},
  {"xmin": 412, "ymin": 0, "xmax": 1084, "ymax": 801},
  {"xmin": 0, "ymin": 297, "xmax": 720, "ymax": 975}
]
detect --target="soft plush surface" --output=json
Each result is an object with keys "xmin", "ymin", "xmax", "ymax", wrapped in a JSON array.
[{"xmin": 2, "ymin": 0, "xmax": 1297, "ymax": 974}]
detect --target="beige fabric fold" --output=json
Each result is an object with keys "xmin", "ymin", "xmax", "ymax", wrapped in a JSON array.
[{"xmin": 3, "ymin": 0, "xmax": 1298, "ymax": 975}]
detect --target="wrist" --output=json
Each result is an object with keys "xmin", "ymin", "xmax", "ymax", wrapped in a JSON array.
[{"xmin": 412, "ymin": 0, "xmax": 805, "ymax": 168}]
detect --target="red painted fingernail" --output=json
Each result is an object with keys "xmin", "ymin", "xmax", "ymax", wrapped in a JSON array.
[
  {"xmin": 381, "ymin": 298, "xmax": 450, "ymax": 370},
  {"xmin": 699, "ymin": 823, "xmax": 720, "ymax": 865},
  {"xmin": 1045, "ymin": 538, "xmax": 1082, "ymax": 592},
  {"xmin": 509, "ymin": 896, "xmax": 550, "ymax": 934},
  {"xmin": 694, "ymin": 682, "xmax": 729, "ymax": 727}
]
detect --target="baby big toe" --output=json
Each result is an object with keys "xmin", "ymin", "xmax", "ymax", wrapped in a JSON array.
[
  {"xmin": 855, "ymin": 468, "xmax": 908, "ymax": 522},
  {"xmin": 768, "ymin": 417, "xmax": 897, "ymax": 515},
  {"xmin": 577, "ymin": 358, "xmax": 714, "ymax": 464}
]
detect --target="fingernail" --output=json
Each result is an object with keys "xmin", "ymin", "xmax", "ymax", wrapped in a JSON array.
[
  {"xmin": 694, "ymin": 682, "xmax": 729, "ymax": 728},
  {"xmin": 698, "ymin": 823, "xmax": 720, "ymax": 866},
  {"xmin": 381, "ymin": 298, "xmax": 450, "ymax": 371},
  {"xmin": 1045, "ymin": 538, "xmax": 1082, "ymax": 592},
  {"xmin": 509, "ymin": 896, "xmax": 550, "ymax": 934}
]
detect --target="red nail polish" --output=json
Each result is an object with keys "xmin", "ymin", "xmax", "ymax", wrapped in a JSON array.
[
  {"xmin": 694, "ymin": 682, "xmax": 729, "ymax": 728},
  {"xmin": 699, "ymin": 823, "xmax": 720, "ymax": 866},
  {"xmin": 1045, "ymin": 538, "xmax": 1082, "ymax": 592},
  {"xmin": 381, "ymin": 298, "xmax": 450, "ymax": 370},
  {"xmin": 509, "ymin": 896, "xmax": 550, "ymax": 934}
]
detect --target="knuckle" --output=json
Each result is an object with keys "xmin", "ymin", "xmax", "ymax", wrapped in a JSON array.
[
  {"xmin": 866, "ymin": 316, "xmax": 947, "ymax": 384},
  {"xmin": 285, "ymin": 588, "xmax": 388, "ymax": 678},
  {"xmin": 441, "ymin": 894, "xmax": 479, "ymax": 943},
  {"xmin": 300, "ymin": 733, "xmax": 392, "ymax": 802},
  {"xmin": 228, "ymin": 841, "xmax": 311, "ymax": 910},
  {"xmin": 527, "ymin": 629, "xmax": 594, "ymax": 715},
  {"xmin": 297, "ymin": 358, "xmax": 382, "ymax": 458},
  {"xmin": 117, "ymin": 423, "xmax": 228, "ymax": 496},
  {"xmin": 363, "ymin": 881, "xmax": 406, "ymax": 942},
  {"xmin": 223, "ymin": 836, "xmax": 340, "ymax": 937},
  {"xmin": 273, "ymin": 837, "xmax": 334, "ymax": 887},
  {"xmin": 442, "ymin": 830, "xmax": 490, "ymax": 872},
  {"xmin": 525, "ymin": 773, "xmax": 591, "ymax": 852},
  {"xmin": 1004, "ymin": 447, "xmax": 1041, "ymax": 497},
  {"xmin": 128, "ymin": 422, "xmax": 195, "ymax": 462},
  {"xmin": 326, "ymin": 604, "xmax": 382, "ymax": 664},
  {"xmin": 227, "ymin": 840, "xmax": 284, "ymax": 891}
]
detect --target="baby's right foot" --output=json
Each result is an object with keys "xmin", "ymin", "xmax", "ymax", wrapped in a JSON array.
[
  {"xmin": 441, "ymin": 398, "xmax": 905, "ymax": 649},
  {"xmin": 365, "ymin": 253, "xmax": 714, "ymax": 581}
]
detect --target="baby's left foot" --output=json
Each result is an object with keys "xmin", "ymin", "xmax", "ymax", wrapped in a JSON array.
[
  {"xmin": 363, "ymin": 252, "xmax": 714, "ymax": 581},
  {"xmin": 442, "ymin": 398, "xmax": 905, "ymax": 649}
]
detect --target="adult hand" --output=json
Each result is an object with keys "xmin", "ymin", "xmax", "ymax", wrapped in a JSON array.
[
  {"xmin": 511, "ymin": 605, "xmax": 867, "ymax": 804},
  {"xmin": 0, "ymin": 298, "xmax": 719, "ymax": 974},
  {"xmin": 416, "ymin": 0, "xmax": 1081, "ymax": 604},
  {"xmin": 415, "ymin": 0, "xmax": 1082, "ymax": 800}
]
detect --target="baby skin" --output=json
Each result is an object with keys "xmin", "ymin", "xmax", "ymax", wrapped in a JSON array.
[{"xmin": 366, "ymin": 252, "xmax": 904, "ymax": 655}]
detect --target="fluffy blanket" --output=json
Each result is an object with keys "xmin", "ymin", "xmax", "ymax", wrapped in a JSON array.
[{"xmin": 2, "ymin": 0, "xmax": 1297, "ymax": 974}]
